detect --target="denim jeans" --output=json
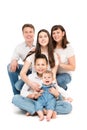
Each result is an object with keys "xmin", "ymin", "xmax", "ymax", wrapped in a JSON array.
[
  {"xmin": 56, "ymin": 73, "xmax": 71, "ymax": 90},
  {"xmin": 55, "ymin": 99, "xmax": 72, "ymax": 114},
  {"xmin": 12, "ymin": 95, "xmax": 36, "ymax": 115},
  {"xmin": 7, "ymin": 64, "xmax": 31, "ymax": 95},
  {"xmin": 12, "ymin": 94, "xmax": 72, "ymax": 115}
]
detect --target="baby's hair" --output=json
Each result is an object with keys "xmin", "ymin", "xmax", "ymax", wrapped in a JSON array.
[
  {"xmin": 43, "ymin": 70, "xmax": 53, "ymax": 77},
  {"xmin": 34, "ymin": 54, "xmax": 48, "ymax": 64}
]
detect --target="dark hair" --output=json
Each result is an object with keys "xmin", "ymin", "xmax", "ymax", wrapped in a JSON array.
[
  {"xmin": 24, "ymin": 50, "xmax": 35, "ymax": 61},
  {"xmin": 51, "ymin": 25, "xmax": 69, "ymax": 49},
  {"xmin": 34, "ymin": 54, "xmax": 48, "ymax": 65},
  {"xmin": 22, "ymin": 23, "xmax": 35, "ymax": 32},
  {"xmin": 35, "ymin": 29, "xmax": 55, "ymax": 68}
]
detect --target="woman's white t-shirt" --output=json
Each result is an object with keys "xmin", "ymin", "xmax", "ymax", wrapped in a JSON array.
[{"xmin": 54, "ymin": 44, "xmax": 74, "ymax": 74}]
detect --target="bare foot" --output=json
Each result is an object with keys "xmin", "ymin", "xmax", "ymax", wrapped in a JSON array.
[
  {"xmin": 43, "ymin": 109, "xmax": 47, "ymax": 115},
  {"xmin": 65, "ymin": 97, "xmax": 73, "ymax": 103},
  {"xmin": 46, "ymin": 116, "xmax": 51, "ymax": 121},
  {"xmin": 26, "ymin": 112, "xmax": 30, "ymax": 116},
  {"xmin": 39, "ymin": 116, "xmax": 44, "ymax": 121},
  {"xmin": 52, "ymin": 111, "xmax": 57, "ymax": 119}
]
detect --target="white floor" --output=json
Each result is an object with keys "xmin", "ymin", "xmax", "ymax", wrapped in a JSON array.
[
  {"xmin": 0, "ymin": 0, "xmax": 87, "ymax": 129},
  {"xmin": 0, "ymin": 66, "xmax": 86, "ymax": 130}
]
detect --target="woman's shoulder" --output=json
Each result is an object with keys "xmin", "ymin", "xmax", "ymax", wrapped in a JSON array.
[
  {"xmin": 67, "ymin": 44, "xmax": 73, "ymax": 50},
  {"xmin": 26, "ymin": 53, "xmax": 35, "ymax": 60}
]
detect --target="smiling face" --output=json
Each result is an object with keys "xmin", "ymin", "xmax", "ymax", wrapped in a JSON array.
[
  {"xmin": 42, "ymin": 72, "xmax": 53, "ymax": 86},
  {"xmin": 52, "ymin": 28, "xmax": 65, "ymax": 44},
  {"xmin": 23, "ymin": 27, "xmax": 35, "ymax": 46},
  {"xmin": 38, "ymin": 31, "xmax": 49, "ymax": 47},
  {"xmin": 34, "ymin": 58, "xmax": 48, "ymax": 77}
]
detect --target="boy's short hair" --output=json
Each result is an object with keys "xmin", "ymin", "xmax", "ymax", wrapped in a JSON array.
[
  {"xmin": 34, "ymin": 54, "xmax": 48, "ymax": 64},
  {"xmin": 22, "ymin": 23, "xmax": 35, "ymax": 32}
]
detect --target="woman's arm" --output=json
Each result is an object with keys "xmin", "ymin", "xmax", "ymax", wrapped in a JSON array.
[
  {"xmin": 20, "ymin": 60, "xmax": 40, "ymax": 91},
  {"xmin": 51, "ymin": 65, "xmax": 58, "ymax": 81},
  {"xmin": 52, "ymin": 53, "xmax": 59, "ymax": 81},
  {"xmin": 59, "ymin": 56, "xmax": 76, "ymax": 71}
]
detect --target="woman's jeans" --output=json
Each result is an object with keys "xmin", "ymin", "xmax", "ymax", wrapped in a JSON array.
[
  {"xmin": 7, "ymin": 64, "xmax": 31, "ymax": 95},
  {"xmin": 12, "ymin": 94, "xmax": 72, "ymax": 115},
  {"xmin": 56, "ymin": 73, "xmax": 71, "ymax": 90}
]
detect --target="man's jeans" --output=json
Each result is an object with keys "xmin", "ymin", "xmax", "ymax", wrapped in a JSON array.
[{"xmin": 7, "ymin": 64, "xmax": 31, "ymax": 95}]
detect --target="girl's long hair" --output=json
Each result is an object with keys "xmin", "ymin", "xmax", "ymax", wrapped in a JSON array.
[{"xmin": 35, "ymin": 29, "xmax": 55, "ymax": 68}]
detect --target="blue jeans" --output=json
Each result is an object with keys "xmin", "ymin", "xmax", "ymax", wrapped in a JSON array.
[
  {"xmin": 7, "ymin": 64, "xmax": 31, "ymax": 95},
  {"xmin": 35, "ymin": 94, "xmax": 56, "ymax": 111},
  {"xmin": 12, "ymin": 95, "xmax": 36, "ymax": 115},
  {"xmin": 55, "ymin": 98, "xmax": 72, "ymax": 114},
  {"xmin": 12, "ymin": 94, "xmax": 72, "ymax": 115},
  {"xmin": 56, "ymin": 73, "xmax": 71, "ymax": 90}
]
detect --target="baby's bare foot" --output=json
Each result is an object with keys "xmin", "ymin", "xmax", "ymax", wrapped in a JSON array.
[
  {"xmin": 52, "ymin": 111, "xmax": 57, "ymax": 119},
  {"xmin": 39, "ymin": 116, "xmax": 44, "ymax": 121}
]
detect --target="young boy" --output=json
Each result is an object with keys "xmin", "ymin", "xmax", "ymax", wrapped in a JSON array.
[{"xmin": 20, "ymin": 54, "xmax": 49, "ymax": 115}]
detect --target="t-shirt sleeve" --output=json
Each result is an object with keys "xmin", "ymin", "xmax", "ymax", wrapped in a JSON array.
[
  {"xmin": 67, "ymin": 45, "xmax": 74, "ymax": 58},
  {"xmin": 11, "ymin": 45, "xmax": 20, "ymax": 61}
]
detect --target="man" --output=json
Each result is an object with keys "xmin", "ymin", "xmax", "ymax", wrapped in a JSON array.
[{"xmin": 7, "ymin": 24, "xmax": 35, "ymax": 95}]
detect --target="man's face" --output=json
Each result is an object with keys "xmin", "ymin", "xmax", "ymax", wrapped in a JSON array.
[{"xmin": 23, "ymin": 27, "xmax": 35, "ymax": 45}]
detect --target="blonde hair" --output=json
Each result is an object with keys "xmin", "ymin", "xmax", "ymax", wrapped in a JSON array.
[{"xmin": 43, "ymin": 70, "xmax": 53, "ymax": 77}]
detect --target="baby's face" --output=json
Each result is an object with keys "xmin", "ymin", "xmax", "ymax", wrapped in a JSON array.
[{"xmin": 42, "ymin": 73, "xmax": 53, "ymax": 86}]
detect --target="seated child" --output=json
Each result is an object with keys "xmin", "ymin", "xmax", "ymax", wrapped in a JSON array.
[{"xmin": 35, "ymin": 70, "xmax": 57, "ymax": 121}]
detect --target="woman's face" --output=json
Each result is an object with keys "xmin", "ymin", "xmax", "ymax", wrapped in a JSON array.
[
  {"xmin": 38, "ymin": 32, "xmax": 49, "ymax": 47},
  {"xmin": 52, "ymin": 28, "xmax": 64, "ymax": 43}
]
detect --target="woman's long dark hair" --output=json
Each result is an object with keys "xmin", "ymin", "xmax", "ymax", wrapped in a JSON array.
[
  {"xmin": 51, "ymin": 25, "xmax": 69, "ymax": 49},
  {"xmin": 35, "ymin": 29, "xmax": 55, "ymax": 68}
]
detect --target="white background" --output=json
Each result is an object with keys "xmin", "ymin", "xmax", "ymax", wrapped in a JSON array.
[{"xmin": 0, "ymin": 0, "xmax": 87, "ymax": 129}]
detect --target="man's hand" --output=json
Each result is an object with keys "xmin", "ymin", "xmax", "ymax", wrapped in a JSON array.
[{"xmin": 10, "ymin": 60, "xmax": 18, "ymax": 72}]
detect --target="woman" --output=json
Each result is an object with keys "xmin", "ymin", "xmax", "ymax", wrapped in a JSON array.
[{"xmin": 51, "ymin": 25, "xmax": 76, "ymax": 90}]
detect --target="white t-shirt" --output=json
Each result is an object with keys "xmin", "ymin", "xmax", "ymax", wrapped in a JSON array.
[
  {"xmin": 21, "ymin": 72, "xmax": 69, "ymax": 98},
  {"xmin": 26, "ymin": 52, "xmax": 59, "ymax": 73},
  {"xmin": 54, "ymin": 44, "xmax": 74, "ymax": 74},
  {"xmin": 11, "ymin": 42, "xmax": 35, "ymax": 61},
  {"xmin": 21, "ymin": 73, "xmax": 42, "ymax": 97}
]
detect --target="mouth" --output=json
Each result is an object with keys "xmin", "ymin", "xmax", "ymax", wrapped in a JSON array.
[{"xmin": 45, "ymin": 81, "xmax": 49, "ymax": 83}]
